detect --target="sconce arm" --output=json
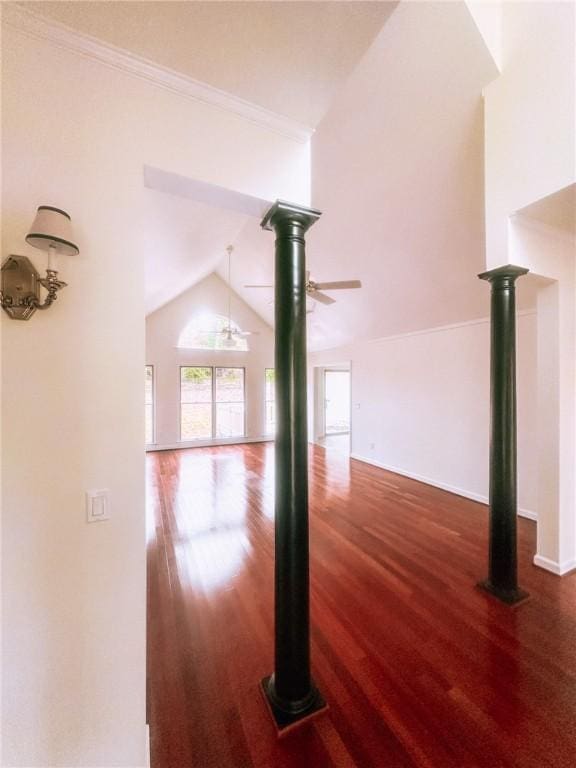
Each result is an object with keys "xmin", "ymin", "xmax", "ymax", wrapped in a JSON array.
[{"xmin": 27, "ymin": 271, "xmax": 67, "ymax": 310}]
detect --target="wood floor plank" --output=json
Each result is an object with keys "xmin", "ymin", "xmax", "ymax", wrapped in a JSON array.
[{"xmin": 147, "ymin": 443, "xmax": 576, "ymax": 768}]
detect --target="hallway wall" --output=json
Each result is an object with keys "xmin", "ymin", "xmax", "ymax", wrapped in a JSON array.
[
  {"xmin": 310, "ymin": 311, "xmax": 538, "ymax": 517},
  {"xmin": 1, "ymin": 14, "xmax": 307, "ymax": 767}
]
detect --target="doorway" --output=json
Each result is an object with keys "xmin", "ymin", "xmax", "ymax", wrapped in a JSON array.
[
  {"xmin": 314, "ymin": 365, "xmax": 351, "ymax": 454},
  {"xmin": 324, "ymin": 369, "xmax": 351, "ymax": 435}
]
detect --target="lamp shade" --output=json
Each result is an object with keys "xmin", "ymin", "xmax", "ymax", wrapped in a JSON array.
[{"xmin": 26, "ymin": 206, "xmax": 79, "ymax": 256}]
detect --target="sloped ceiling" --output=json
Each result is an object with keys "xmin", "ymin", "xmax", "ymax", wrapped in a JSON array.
[
  {"xmin": 23, "ymin": 0, "xmax": 536, "ymax": 350},
  {"xmin": 142, "ymin": 188, "xmax": 250, "ymax": 315},
  {"xmin": 217, "ymin": 1, "xmax": 538, "ymax": 351},
  {"xmin": 21, "ymin": 0, "xmax": 397, "ymax": 127}
]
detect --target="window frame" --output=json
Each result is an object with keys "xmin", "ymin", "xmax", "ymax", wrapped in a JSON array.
[
  {"xmin": 179, "ymin": 365, "xmax": 246, "ymax": 441},
  {"xmin": 145, "ymin": 364, "xmax": 155, "ymax": 445},
  {"xmin": 265, "ymin": 367, "xmax": 275, "ymax": 435}
]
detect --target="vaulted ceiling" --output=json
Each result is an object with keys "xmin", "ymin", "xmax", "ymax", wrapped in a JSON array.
[
  {"xmin": 21, "ymin": 0, "xmax": 538, "ymax": 350},
  {"xmin": 22, "ymin": 1, "xmax": 397, "ymax": 127}
]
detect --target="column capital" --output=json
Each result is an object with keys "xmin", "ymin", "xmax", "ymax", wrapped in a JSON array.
[
  {"xmin": 478, "ymin": 264, "xmax": 529, "ymax": 285},
  {"xmin": 261, "ymin": 200, "xmax": 322, "ymax": 234}
]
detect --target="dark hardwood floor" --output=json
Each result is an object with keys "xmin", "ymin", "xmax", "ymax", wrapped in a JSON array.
[{"xmin": 146, "ymin": 443, "xmax": 576, "ymax": 768}]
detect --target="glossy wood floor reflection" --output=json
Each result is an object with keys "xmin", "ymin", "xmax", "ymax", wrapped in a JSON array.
[{"xmin": 146, "ymin": 444, "xmax": 576, "ymax": 768}]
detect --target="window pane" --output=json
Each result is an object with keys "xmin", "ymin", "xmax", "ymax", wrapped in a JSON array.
[
  {"xmin": 216, "ymin": 403, "xmax": 245, "ymax": 438},
  {"xmin": 181, "ymin": 367, "xmax": 212, "ymax": 403},
  {"xmin": 265, "ymin": 368, "xmax": 275, "ymax": 402},
  {"xmin": 265, "ymin": 402, "xmax": 275, "ymax": 434},
  {"xmin": 145, "ymin": 366, "xmax": 154, "ymax": 444},
  {"xmin": 265, "ymin": 368, "xmax": 275, "ymax": 434},
  {"xmin": 178, "ymin": 314, "xmax": 248, "ymax": 351},
  {"xmin": 145, "ymin": 365, "xmax": 153, "ymax": 405},
  {"xmin": 215, "ymin": 368, "xmax": 244, "ymax": 402},
  {"xmin": 145, "ymin": 404, "xmax": 153, "ymax": 444},
  {"xmin": 181, "ymin": 403, "xmax": 212, "ymax": 440}
]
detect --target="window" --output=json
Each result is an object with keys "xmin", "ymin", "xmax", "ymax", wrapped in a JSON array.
[
  {"xmin": 181, "ymin": 367, "xmax": 213, "ymax": 440},
  {"xmin": 215, "ymin": 367, "xmax": 245, "ymax": 438},
  {"xmin": 145, "ymin": 365, "xmax": 154, "ymax": 444},
  {"xmin": 265, "ymin": 368, "xmax": 275, "ymax": 434},
  {"xmin": 177, "ymin": 314, "xmax": 248, "ymax": 351},
  {"xmin": 180, "ymin": 366, "xmax": 245, "ymax": 440}
]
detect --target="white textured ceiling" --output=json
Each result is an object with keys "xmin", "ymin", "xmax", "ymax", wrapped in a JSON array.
[
  {"xmin": 142, "ymin": 189, "xmax": 250, "ymax": 315},
  {"xmin": 21, "ymin": 0, "xmax": 397, "ymax": 127},
  {"xmin": 24, "ymin": 0, "xmax": 537, "ymax": 349},
  {"xmin": 216, "ymin": 1, "xmax": 540, "ymax": 351}
]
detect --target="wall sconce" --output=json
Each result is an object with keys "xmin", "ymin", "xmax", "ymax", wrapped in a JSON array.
[{"xmin": 1, "ymin": 206, "xmax": 79, "ymax": 320}]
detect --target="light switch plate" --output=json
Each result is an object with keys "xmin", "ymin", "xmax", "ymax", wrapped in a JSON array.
[{"xmin": 86, "ymin": 489, "xmax": 110, "ymax": 522}]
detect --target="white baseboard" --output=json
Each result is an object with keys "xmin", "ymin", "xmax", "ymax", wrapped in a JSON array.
[
  {"xmin": 349, "ymin": 453, "xmax": 537, "ymax": 521},
  {"xmin": 147, "ymin": 435, "xmax": 274, "ymax": 452},
  {"xmin": 517, "ymin": 508, "xmax": 538, "ymax": 522},
  {"xmin": 533, "ymin": 554, "xmax": 576, "ymax": 576}
]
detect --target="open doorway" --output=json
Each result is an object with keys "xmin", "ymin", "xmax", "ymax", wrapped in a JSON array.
[
  {"xmin": 325, "ymin": 369, "xmax": 351, "ymax": 435},
  {"xmin": 314, "ymin": 364, "xmax": 351, "ymax": 455}
]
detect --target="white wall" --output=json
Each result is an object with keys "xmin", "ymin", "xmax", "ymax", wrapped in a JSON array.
[
  {"xmin": 482, "ymin": 1, "xmax": 576, "ymax": 573},
  {"xmin": 509, "ymin": 219, "xmax": 575, "ymax": 572},
  {"xmin": 310, "ymin": 312, "xmax": 538, "ymax": 517},
  {"xmin": 484, "ymin": 1, "xmax": 575, "ymax": 267},
  {"xmin": 146, "ymin": 273, "xmax": 274, "ymax": 448},
  {"xmin": 305, "ymin": 0, "xmax": 500, "ymax": 351},
  {"xmin": 1, "ymin": 16, "xmax": 308, "ymax": 768}
]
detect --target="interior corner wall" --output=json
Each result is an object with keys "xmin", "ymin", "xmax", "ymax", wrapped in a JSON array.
[
  {"xmin": 146, "ymin": 274, "xmax": 274, "ymax": 448},
  {"xmin": 509, "ymin": 219, "xmax": 576, "ymax": 571},
  {"xmin": 310, "ymin": 313, "xmax": 538, "ymax": 517},
  {"xmin": 1, "ymin": 22, "xmax": 308, "ymax": 768},
  {"xmin": 483, "ymin": 1, "xmax": 575, "ymax": 266}
]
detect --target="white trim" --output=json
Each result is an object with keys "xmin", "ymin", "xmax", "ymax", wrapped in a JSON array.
[
  {"xmin": 145, "ymin": 724, "xmax": 150, "ymax": 768},
  {"xmin": 518, "ymin": 508, "xmax": 538, "ymax": 522},
  {"xmin": 349, "ymin": 453, "xmax": 536, "ymax": 521},
  {"xmin": 533, "ymin": 555, "xmax": 576, "ymax": 576},
  {"xmin": 367, "ymin": 309, "xmax": 537, "ymax": 347},
  {"xmin": 311, "ymin": 309, "xmax": 537, "ymax": 355},
  {"xmin": 2, "ymin": 4, "xmax": 313, "ymax": 144},
  {"xmin": 147, "ymin": 435, "xmax": 273, "ymax": 452}
]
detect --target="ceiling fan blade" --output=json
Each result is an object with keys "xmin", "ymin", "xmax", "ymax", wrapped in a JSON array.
[
  {"xmin": 269, "ymin": 298, "xmax": 315, "ymax": 314},
  {"xmin": 244, "ymin": 284, "xmax": 273, "ymax": 289},
  {"xmin": 309, "ymin": 290, "xmax": 336, "ymax": 305},
  {"xmin": 313, "ymin": 280, "xmax": 362, "ymax": 290},
  {"xmin": 237, "ymin": 330, "xmax": 260, "ymax": 337}
]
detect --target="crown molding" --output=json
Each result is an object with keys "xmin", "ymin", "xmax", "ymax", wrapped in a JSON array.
[
  {"xmin": 2, "ymin": 3, "xmax": 314, "ymax": 144},
  {"xmin": 365, "ymin": 309, "xmax": 536, "ymax": 346}
]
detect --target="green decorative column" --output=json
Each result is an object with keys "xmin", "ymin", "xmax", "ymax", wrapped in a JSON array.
[
  {"xmin": 260, "ymin": 200, "xmax": 327, "ymax": 731},
  {"xmin": 478, "ymin": 264, "xmax": 529, "ymax": 604}
]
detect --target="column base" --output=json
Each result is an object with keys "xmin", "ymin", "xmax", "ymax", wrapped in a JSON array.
[
  {"xmin": 260, "ymin": 676, "xmax": 328, "ymax": 736},
  {"xmin": 477, "ymin": 579, "xmax": 530, "ymax": 605}
]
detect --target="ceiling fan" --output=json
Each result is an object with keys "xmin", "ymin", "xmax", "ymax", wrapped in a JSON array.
[
  {"xmin": 244, "ymin": 271, "xmax": 362, "ymax": 305},
  {"xmin": 198, "ymin": 245, "xmax": 259, "ymax": 348},
  {"xmin": 267, "ymin": 298, "xmax": 317, "ymax": 315}
]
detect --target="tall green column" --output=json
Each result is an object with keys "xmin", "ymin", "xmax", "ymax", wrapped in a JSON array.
[
  {"xmin": 260, "ymin": 200, "xmax": 326, "ymax": 731},
  {"xmin": 478, "ymin": 264, "xmax": 529, "ymax": 605}
]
